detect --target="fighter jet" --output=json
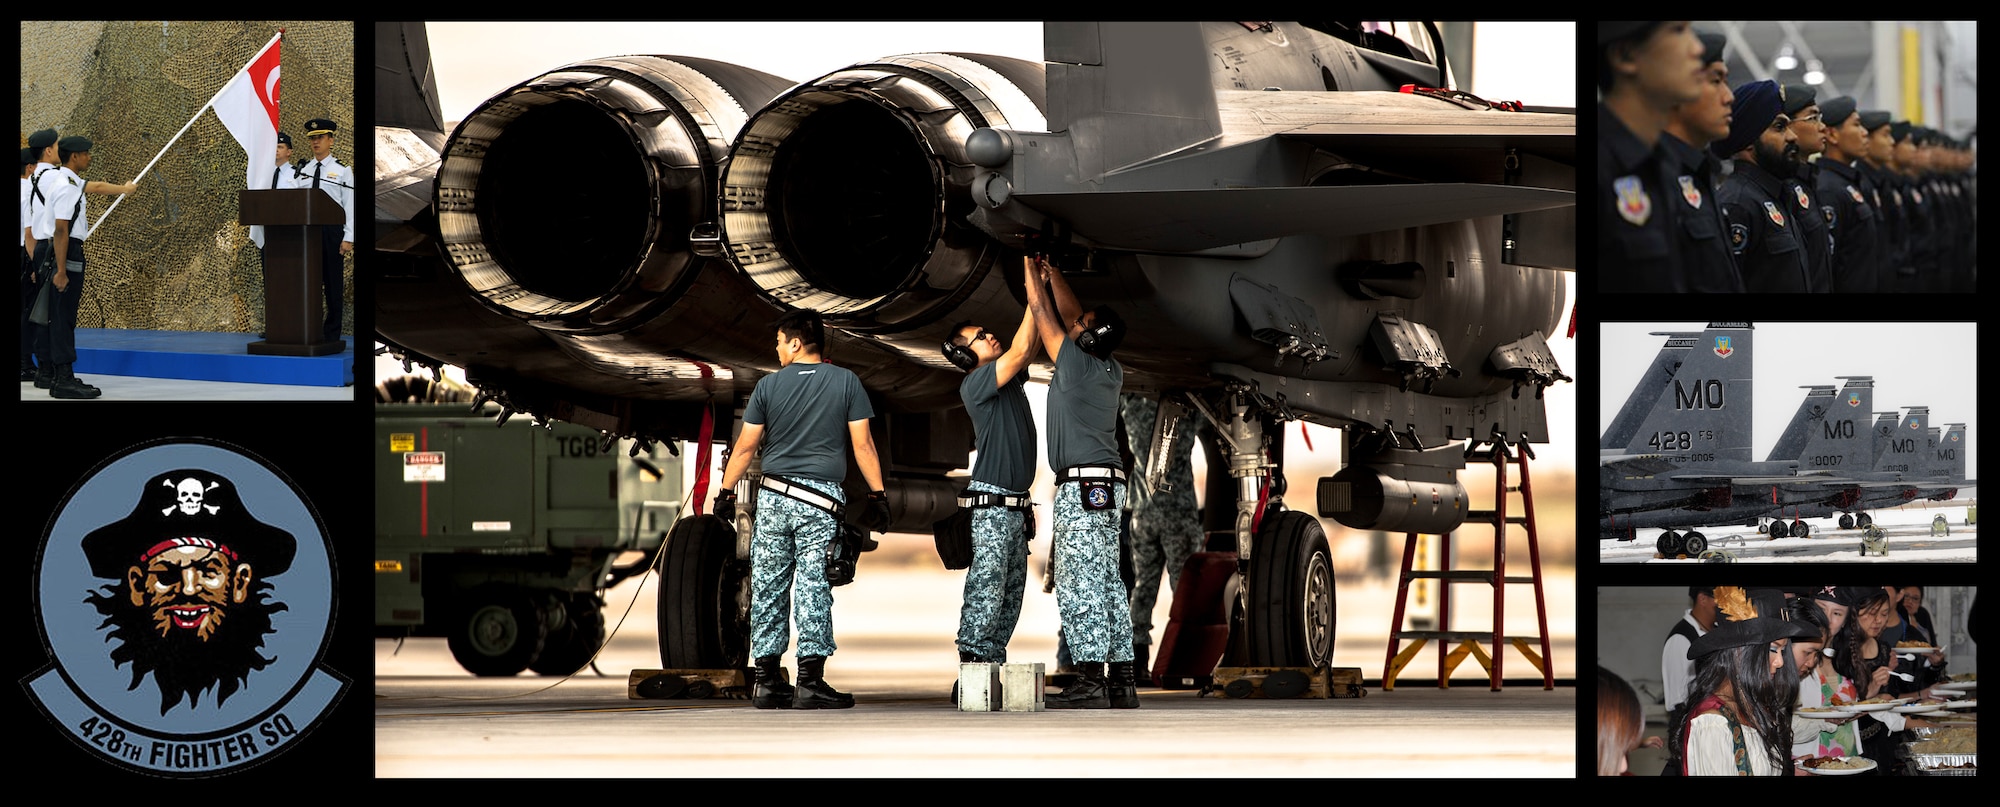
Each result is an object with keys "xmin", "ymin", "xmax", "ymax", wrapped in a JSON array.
[{"xmin": 373, "ymin": 22, "xmax": 1574, "ymax": 675}]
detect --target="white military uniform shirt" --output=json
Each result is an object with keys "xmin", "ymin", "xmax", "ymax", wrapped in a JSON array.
[
  {"xmin": 296, "ymin": 154, "xmax": 353, "ymax": 243},
  {"xmin": 28, "ymin": 163, "xmax": 62, "ymax": 241},
  {"xmin": 49, "ymin": 166, "xmax": 90, "ymax": 242}
]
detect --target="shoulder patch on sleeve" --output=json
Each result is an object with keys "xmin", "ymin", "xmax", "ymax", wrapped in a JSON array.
[{"xmin": 1729, "ymin": 223, "xmax": 1748, "ymax": 255}]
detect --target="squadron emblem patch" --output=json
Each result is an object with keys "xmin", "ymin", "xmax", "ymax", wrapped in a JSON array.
[
  {"xmin": 1614, "ymin": 175, "xmax": 1651, "ymax": 225},
  {"xmin": 1763, "ymin": 201, "xmax": 1786, "ymax": 227},
  {"xmin": 1678, "ymin": 176, "xmax": 1702, "ymax": 208},
  {"xmin": 1729, "ymin": 223, "xmax": 1748, "ymax": 254},
  {"xmin": 1848, "ymin": 392, "xmax": 1862, "ymax": 407},
  {"xmin": 1713, "ymin": 336, "xmax": 1734, "ymax": 358},
  {"xmin": 23, "ymin": 438, "xmax": 346, "ymax": 776},
  {"xmin": 1847, "ymin": 184, "xmax": 1865, "ymax": 204},
  {"xmin": 1794, "ymin": 185, "xmax": 1811, "ymax": 210}
]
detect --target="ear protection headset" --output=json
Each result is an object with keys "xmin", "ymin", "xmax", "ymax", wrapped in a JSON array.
[
  {"xmin": 1075, "ymin": 312, "xmax": 1122, "ymax": 359},
  {"xmin": 941, "ymin": 338, "xmax": 978, "ymax": 371}
]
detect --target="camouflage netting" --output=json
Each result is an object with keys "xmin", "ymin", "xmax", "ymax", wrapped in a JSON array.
[{"xmin": 20, "ymin": 21, "xmax": 355, "ymax": 334}]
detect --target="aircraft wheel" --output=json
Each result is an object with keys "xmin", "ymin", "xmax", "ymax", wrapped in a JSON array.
[
  {"xmin": 1839, "ymin": 513, "xmax": 1855, "ymax": 530},
  {"xmin": 1656, "ymin": 531, "xmax": 1683, "ymax": 556},
  {"xmin": 1242, "ymin": 510, "xmax": 1335, "ymax": 669},
  {"xmin": 659, "ymin": 515, "xmax": 750, "ymax": 669},
  {"xmin": 1857, "ymin": 513, "xmax": 1873, "ymax": 528},
  {"xmin": 530, "ymin": 594, "xmax": 606, "ymax": 676},
  {"xmin": 1768, "ymin": 521, "xmax": 1788, "ymax": 539},
  {"xmin": 1682, "ymin": 532, "xmax": 1707, "ymax": 556},
  {"xmin": 448, "ymin": 585, "xmax": 547, "ymax": 677},
  {"xmin": 1790, "ymin": 520, "xmax": 1809, "ymax": 538}
]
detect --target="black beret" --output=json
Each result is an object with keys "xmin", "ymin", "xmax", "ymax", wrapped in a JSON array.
[
  {"xmin": 1820, "ymin": 96, "xmax": 1858, "ymax": 127},
  {"xmin": 29, "ymin": 129, "xmax": 58, "ymax": 150},
  {"xmin": 22, "ymin": 147, "xmax": 37, "ymax": 168},
  {"xmin": 57, "ymin": 135, "xmax": 92, "ymax": 153},
  {"xmin": 1696, "ymin": 31, "xmax": 1727, "ymax": 66},
  {"xmin": 1782, "ymin": 84, "xmax": 1817, "ymax": 117},
  {"xmin": 1859, "ymin": 110, "xmax": 1893, "ymax": 132},
  {"xmin": 1890, "ymin": 121, "xmax": 1912, "ymax": 142}
]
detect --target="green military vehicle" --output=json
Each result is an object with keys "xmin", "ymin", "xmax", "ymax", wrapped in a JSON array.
[{"xmin": 375, "ymin": 403, "xmax": 683, "ymax": 675}]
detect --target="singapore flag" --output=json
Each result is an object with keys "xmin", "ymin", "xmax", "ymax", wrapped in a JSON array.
[{"xmin": 215, "ymin": 33, "xmax": 282, "ymax": 245}]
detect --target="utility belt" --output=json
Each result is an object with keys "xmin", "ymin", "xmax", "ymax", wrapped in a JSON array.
[
  {"xmin": 1058, "ymin": 464, "xmax": 1124, "ymax": 512},
  {"xmin": 933, "ymin": 485, "xmax": 1034, "ymax": 570},
  {"xmin": 759, "ymin": 474, "xmax": 844, "ymax": 519}
]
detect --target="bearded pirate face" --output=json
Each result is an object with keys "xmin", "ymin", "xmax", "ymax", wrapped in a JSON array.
[{"xmin": 125, "ymin": 539, "xmax": 253, "ymax": 643}]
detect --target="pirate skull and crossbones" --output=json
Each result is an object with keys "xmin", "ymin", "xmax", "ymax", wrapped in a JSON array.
[{"xmin": 163, "ymin": 477, "xmax": 222, "ymax": 517}]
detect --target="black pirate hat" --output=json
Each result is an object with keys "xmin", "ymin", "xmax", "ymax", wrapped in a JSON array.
[
  {"xmin": 81, "ymin": 469, "xmax": 296, "ymax": 579},
  {"xmin": 1687, "ymin": 587, "xmax": 1817, "ymax": 659}
]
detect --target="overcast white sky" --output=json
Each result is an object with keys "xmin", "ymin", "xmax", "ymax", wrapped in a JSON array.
[{"xmin": 1598, "ymin": 322, "xmax": 1978, "ymax": 477}]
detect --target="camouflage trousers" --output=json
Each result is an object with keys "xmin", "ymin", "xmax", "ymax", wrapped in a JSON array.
[
  {"xmin": 956, "ymin": 480, "xmax": 1030, "ymax": 662},
  {"xmin": 1121, "ymin": 394, "xmax": 1201, "ymax": 648},
  {"xmin": 749, "ymin": 476, "xmax": 846, "ymax": 660},
  {"xmin": 1052, "ymin": 479, "xmax": 1133, "ymax": 663}
]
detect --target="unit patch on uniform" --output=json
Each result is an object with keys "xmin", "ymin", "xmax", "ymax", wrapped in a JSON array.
[
  {"xmin": 1847, "ymin": 184, "xmax": 1865, "ymax": 204},
  {"xmin": 1678, "ymin": 176, "xmax": 1702, "ymax": 208},
  {"xmin": 1763, "ymin": 201, "xmax": 1786, "ymax": 227},
  {"xmin": 1794, "ymin": 185, "xmax": 1811, "ymax": 210},
  {"xmin": 1614, "ymin": 175, "xmax": 1651, "ymax": 225},
  {"xmin": 24, "ymin": 438, "xmax": 346, "ymax": 777},
  {"xmin": 1729, "ymin": 223, "xmax": 1748, "ymax": 254}
]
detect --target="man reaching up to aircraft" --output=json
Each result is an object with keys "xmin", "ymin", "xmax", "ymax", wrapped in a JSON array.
[{"xmin": 1025, "ymin": 255, "xmax": 1137, "ymax": 709}]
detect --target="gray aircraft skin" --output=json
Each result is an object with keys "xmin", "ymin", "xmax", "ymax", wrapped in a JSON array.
[{"xmin": 371, "ymin": 22, "xmax": 1574, "ymax": 673}]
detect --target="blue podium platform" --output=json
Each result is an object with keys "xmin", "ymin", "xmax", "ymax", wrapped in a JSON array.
[{"xmin": 72, "ymin": 329, "xmax": 353, "ymax": 387}]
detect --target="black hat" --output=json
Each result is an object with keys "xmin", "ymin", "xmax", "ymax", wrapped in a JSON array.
[
  {"xmin": 1687, "ymin": 587, "xmax": 1818, "ymax": 659},
  {"xmin": 276, "ymin": 131, "xmax": 293, "ymax": 147},
  {"xmin": 57, "ymin": 135, "xmax": 92, "ymax": 153},
  {"xmin": 80, "ymin": 469, "xmax": 297, "ymax": 580},
  {"xmin": 29, "ymin": 128, "xmax": 59, "ymax": 151},
  {"xmin": 1820, "ymin": 96, "xmax": 1858, "ymax": 127},
  {"xmin": 21, "ymin": 147, "xmax": 36, "ymax": 168},
  {"xmin": 305, "ymin": 118, "xmax": 338, "ymax": 137},
  {"xmin": 1859, "ymin": 110, "xmax": 1893, "ymax": 132},
  {"xmin": 1695, "ymin": 31, "xmax": 1727, "ymax": 67},
  {"xmin": 1711, "ymin": 80, "xmax": 1782, "ymax": 159},
  {"xmin": 1781, "ymin": 84, "xmax": 1818, "ymax": 118}
]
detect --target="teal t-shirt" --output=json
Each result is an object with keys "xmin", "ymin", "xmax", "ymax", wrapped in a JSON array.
[
  {"xmin": 960, "ymin": 360, "xmax": 1036, "ymax": 491},
  {"xmin": 744, "ymin": 361, "xmax": 873, "ymax": 484},
  {"xmin": 1046, "ymin": 335, "xmax": 1123, "ymax": 472}
]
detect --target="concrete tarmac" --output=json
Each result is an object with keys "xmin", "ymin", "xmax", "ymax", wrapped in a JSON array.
[{"xmin": 377, "ymin": 564, "xmax": 1577, "ymax": 777}]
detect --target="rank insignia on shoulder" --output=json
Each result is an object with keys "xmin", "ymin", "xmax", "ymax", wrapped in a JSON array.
[
  {"xmin": 1678, "ymin": 176, "xmax": 1702, "ymax": 209},
  {"xmin": 1763, "ymin": 200, "xmax": 1785, "ymax": 227},
  {"xmin": 1614, "ymin": 175, "xmax": 1651, "ymax": 226},
  {"xmin": 1729, "ymin": 223, "xmax": 1748, "ymax": 254}
]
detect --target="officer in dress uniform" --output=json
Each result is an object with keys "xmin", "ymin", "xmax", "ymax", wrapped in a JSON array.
[
  {"xmin": 33, "ymin": 135, "xmax": 137, "ymax": 398},
  {"xmin": 1658, "ymin": 31, "xmax": 1743, "ymax": 293},
  {"xmin": 252, "ymin": 132, "xmax": 296, "ymax": 339},
  {"xmin": 22, "ymin": 138, "xmax": 51, "ymax": 382},
  {"xmin": 1024, "ymin": 257, "xmax": 1138, "ymax": 709},
  {"xmin": 939, "ymin": 257, "xmax": 1042, "ymax": 689},
  {"xmin": 1781, "ymin": 85, "xmax": 1832, "ymax": 292},
  {"xmin": 713, "ymin": 310, "xmax": 889, "ymax": 710},
  {"xmin": 1856, "ymin": 111, "xmax": 1904, "ymax": 293},
  {"xmin": 296, "ymin": 118, "xmax": 353, "ymax": 342},
  {"xmin": 1714, "ymin": 81, "xmax": 1812, "ymax": 293},
  {"xmin": 1597, "ymin": 22, "xmax": 1707, "ymax": 293},
  {"xmin": 1813, "ymin": 97, "xmax": 1885, "ymax": 294}
]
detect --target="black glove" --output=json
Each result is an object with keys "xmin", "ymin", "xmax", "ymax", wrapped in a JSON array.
[
  {"xmin": 713, "ymin": 490, "xmax": 737, "ymax": 522},
  {"xmin": 860, "ymin": 490, "xmax": 891, "ymax": 532}
]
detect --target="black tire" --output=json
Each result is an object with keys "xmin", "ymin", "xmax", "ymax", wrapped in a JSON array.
[
  {"xmin": 1839, "ymin": 513, "xmax": 1855, "ymax": 530},
  {"xmin": 1768, "ymin": 520, "xmax": 1789, "ymax": 539},
  {"xmin": 1657, "ymin": 531, "xmax": 1684, "ymax": 556},
  {"xmin": 1790, "ymin": 520, "xmax": 1809, "ymax": 538},
  {"xmin": 447, "ymin": 585, "xmax": 547, "ymax": 677},
  {"xmin": 530, "ymin": 594, "xmax": 606, "ymax": 676},
  {"xmin": 659, "ymin": 515, "xmax": 750, "ymax": 669},
  {"xmin": 1242, "ymin": 510, "xmax": 1335, "ymax": 669},
  {"xmin": 1682, "ymin": 532, "xmax": 1707, "ymax": 556},
  {"xmin": 1857, "ymin": 513, "xmax": 1873, "ymax": 528}
]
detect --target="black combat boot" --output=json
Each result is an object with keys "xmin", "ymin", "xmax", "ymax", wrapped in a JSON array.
[
  {"xmin": 34, "ymin": 361, "xmax": 54, "ymax": 388},
  {"xmin": 1045, "ymin": 661, "xmax": 1110, "ymax": 709},
  {"xmin": 1108, "ymin": 660, "xmax": 1140, "ymax": 708},
  {"xmin": 1133, "ymin": 643, "xmax": 1152, "ymax": 687},
  {"xmin": 49, "ymin": 364, "xmax": 100, "ymax": 399},
  {"xmin": 792, "ymin": 655, "xmax": 854, "ymax": 709},
  {"xmin": 751, "ymin": 655, "xmax": 794, "ymax": 709}
]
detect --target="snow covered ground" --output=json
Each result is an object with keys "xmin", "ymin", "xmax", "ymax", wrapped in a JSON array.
[{"xmin": 1599, "ymin": 500, "xmax": 1978, "ymax": 564}]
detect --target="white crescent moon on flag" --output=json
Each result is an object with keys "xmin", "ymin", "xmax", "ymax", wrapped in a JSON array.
[{"xmin": 263, "ymin": 66, "xmax": 282, "ymax": 107}]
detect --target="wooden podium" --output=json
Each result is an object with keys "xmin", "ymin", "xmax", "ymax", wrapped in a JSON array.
[{"xmin": 241, "ymin": 188, "xmax": 346, "ymax": 356}]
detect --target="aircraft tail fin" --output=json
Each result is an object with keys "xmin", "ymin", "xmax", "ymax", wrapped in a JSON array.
[
  {"xmin": 1767, "ymin": 384, "xmax": 1834, "ymax": 462},
  {"xmin": 1877, "ymin": 406, "xmax": 1931, "ymax": 475},
  {"xmin": 374, "ymin": 21, "xmax": 446, "ymax": 143},
  {"xmin": 1601, "ymin": 331, "xmax": 1699, "ymax": 451},
  {"xmin": 1619, "ymin": 323, "xmax": 1753, "ymax": 460},
  {"xmin": 1044, "ymin": 22, "xmax": 1221, "ymax": 178},
  {"xmin": 1785, "ymin": 376, "xmax": 1873, "ymax": 470},
  {"xmin": 1940, "ymin": 423, "xmax": 1967, "ymax": 481}
]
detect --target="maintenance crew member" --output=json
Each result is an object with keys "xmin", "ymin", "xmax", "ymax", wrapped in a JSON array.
[
  {"xmin": 1119, "ymin": 392, "xmax": 1200, "ymax": 684},
  {"xmin": 1024, "ymin": 255, "xmax": 1137, "ymax": 709},
  {"xmin": 715, "ymin": 309, "xmax": 889, "ymax": 710},
  {"xmin": 940, "ymin": 256, "xmax": 1043, "ymax": 688}
]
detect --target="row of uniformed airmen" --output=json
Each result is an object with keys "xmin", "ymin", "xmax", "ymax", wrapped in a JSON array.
[{"xmin": 1599, "ymin": 22, "xmax": 1975, "ymax": 293}]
